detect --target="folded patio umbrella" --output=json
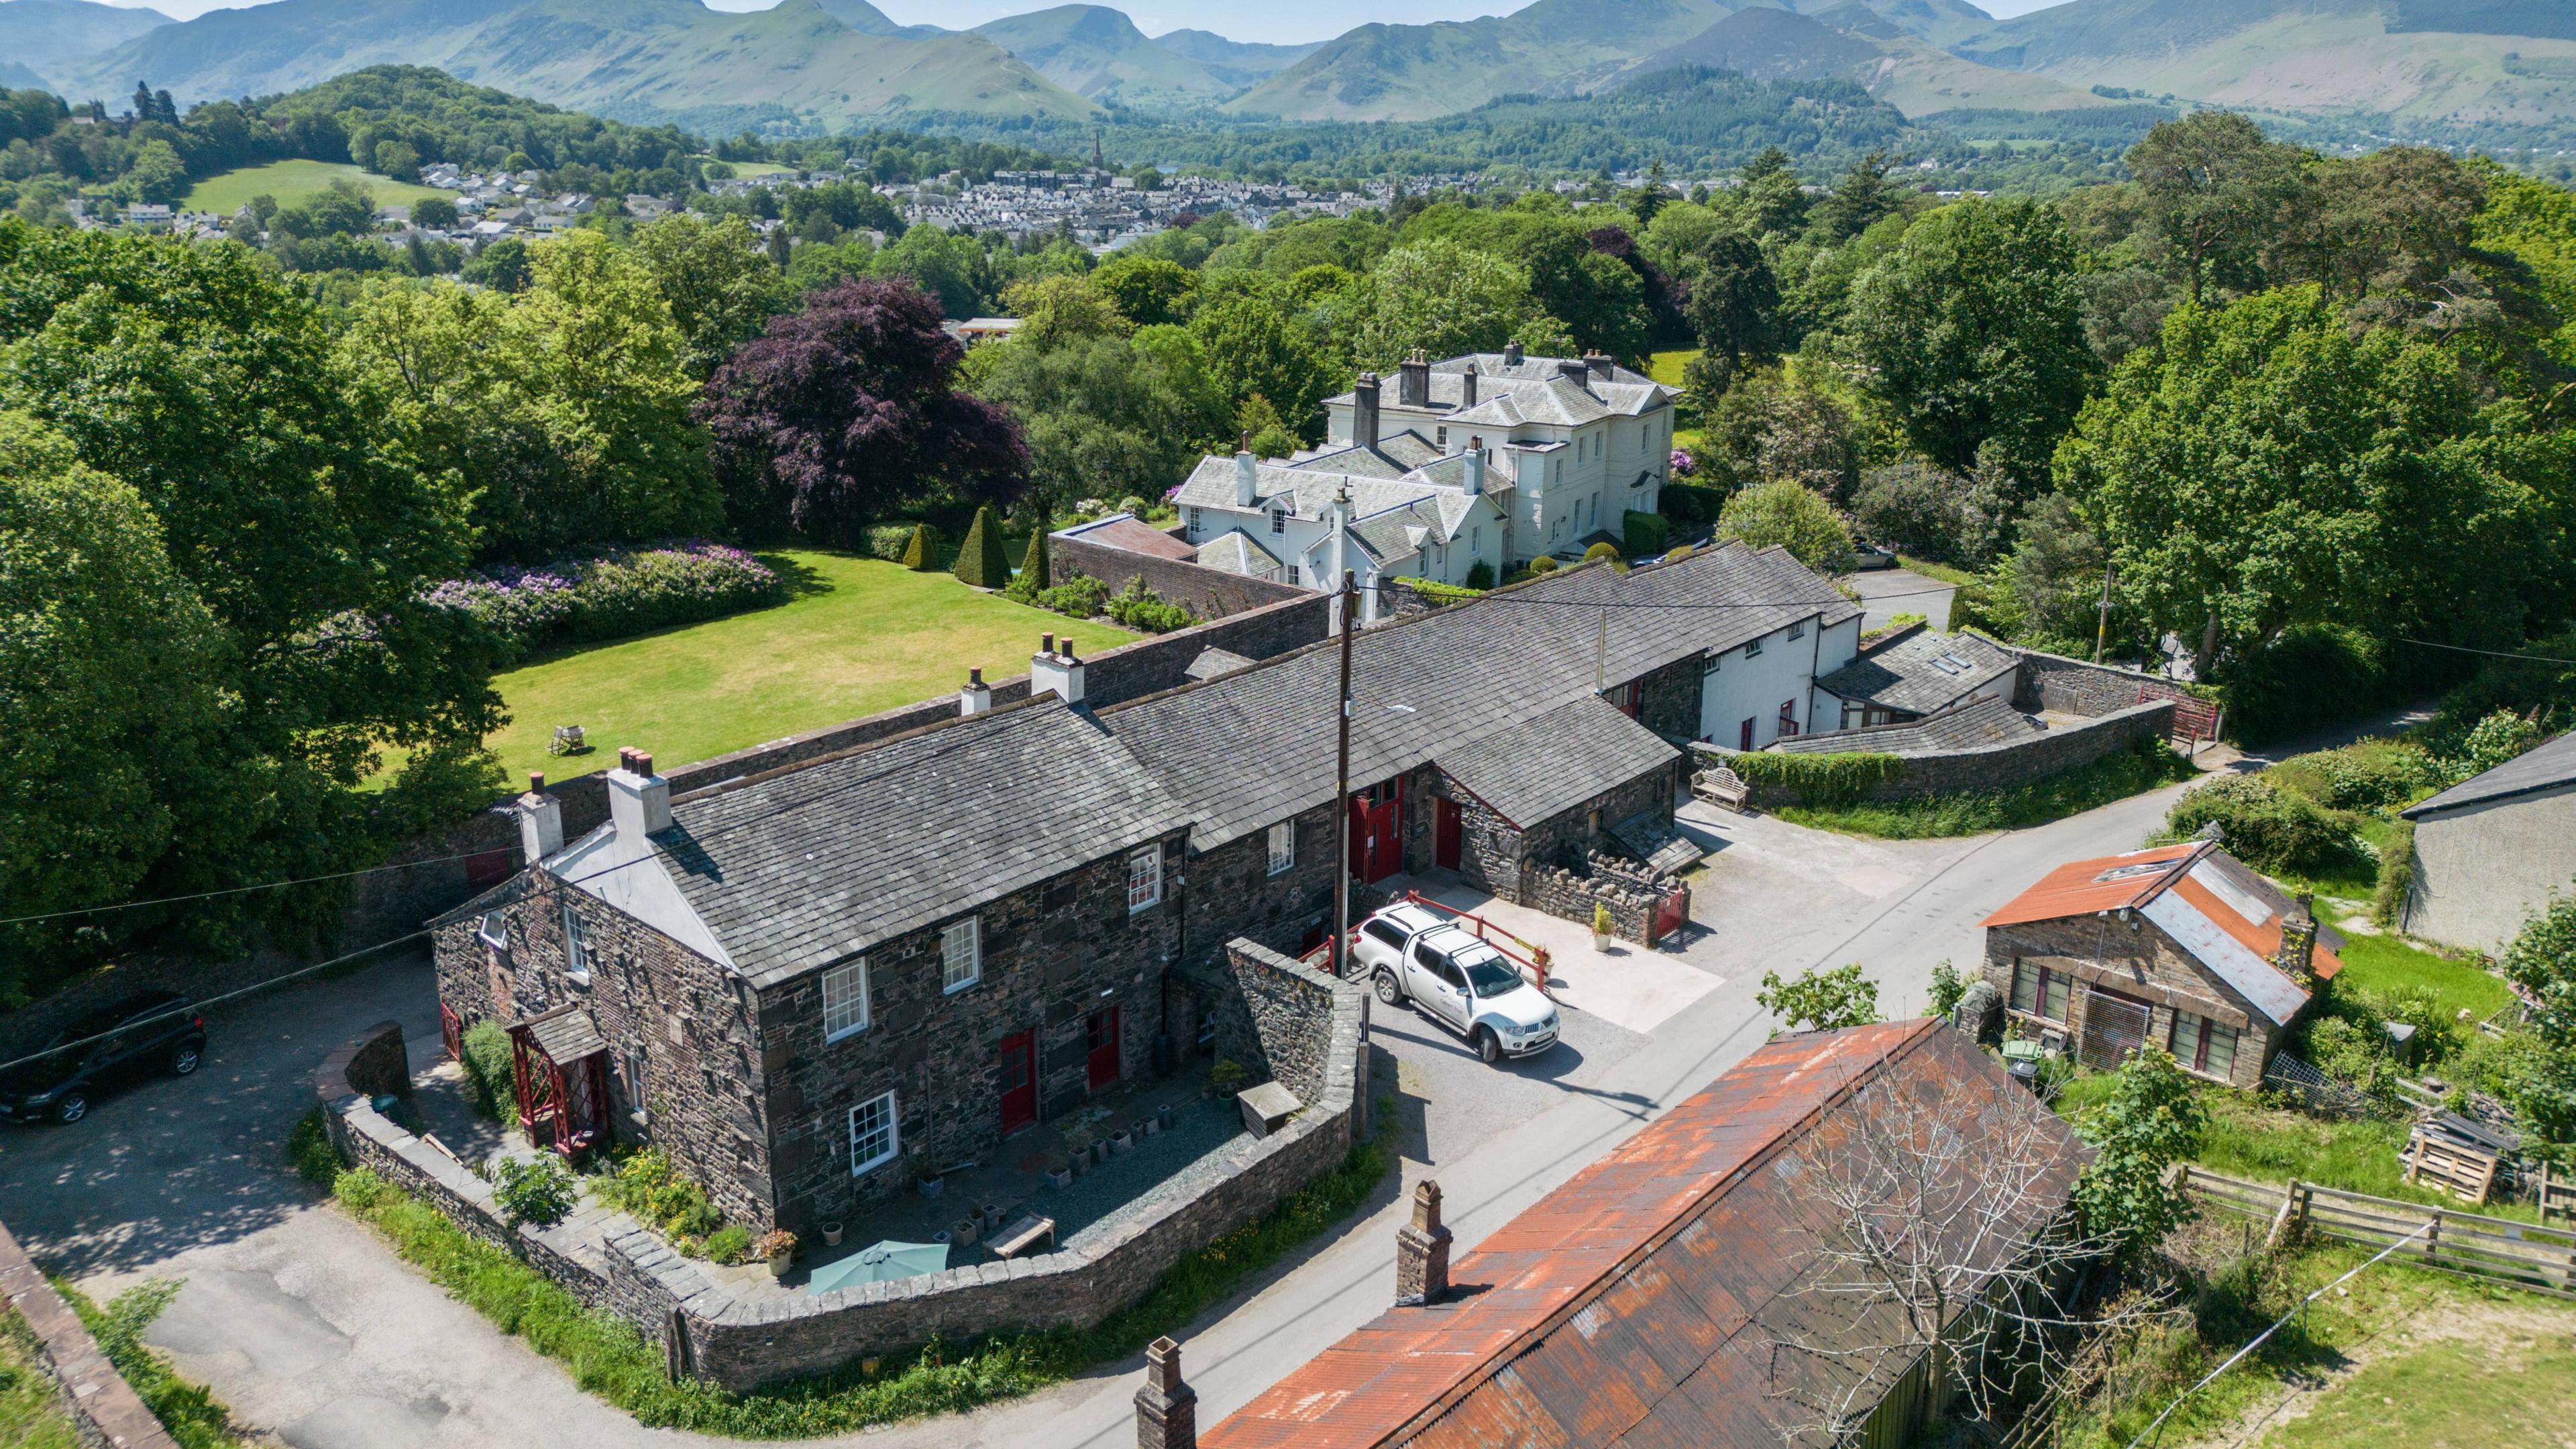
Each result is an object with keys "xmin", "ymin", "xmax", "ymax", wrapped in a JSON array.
[{"xmin": 806, "ymin": 1239, "xmax": 949, "ymax": 1295}]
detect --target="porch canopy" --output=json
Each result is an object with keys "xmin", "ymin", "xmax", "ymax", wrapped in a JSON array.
[{"xmin": 509, "ymin": 1004, "xmax": 613, "ymax": 1157}]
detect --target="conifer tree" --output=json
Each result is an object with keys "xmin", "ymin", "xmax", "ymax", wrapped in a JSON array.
[
  {"xmin": 954, "ymin": 504, "xmax": 1008, "ymax": 587},
  {"xmin": 1019, "ymin": 525, "xmax": 1052, "ymax": 592},
  {"xmin": 900, "ymin": 521, "xmax": 937, "ymax": 571}
]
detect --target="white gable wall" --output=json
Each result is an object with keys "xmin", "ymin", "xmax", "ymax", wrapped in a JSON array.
[{"xmin": 1699, "ymin": 612, "xmax": 1843, "ymax": 749}]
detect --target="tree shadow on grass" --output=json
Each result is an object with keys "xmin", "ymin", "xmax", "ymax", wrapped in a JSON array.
[{"xmin": 753, "ymin": 550, "xmax": 836, "ymax": 602}]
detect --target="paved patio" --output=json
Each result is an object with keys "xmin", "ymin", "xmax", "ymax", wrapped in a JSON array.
[{"xmin": 1377, "ymin": 872, "xmax": 1723, "ymax": 1036}]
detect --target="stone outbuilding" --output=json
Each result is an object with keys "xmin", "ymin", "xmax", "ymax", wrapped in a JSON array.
[
  {"xmin": 2400, "ymin": 729, "xmax": 2576, "ymax": 953},
  {"xmin": 1979, "ymin": 839, "xmax": 2342, "ymax": 1087}
]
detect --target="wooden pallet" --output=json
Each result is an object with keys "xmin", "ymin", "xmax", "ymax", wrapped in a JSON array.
[{"xmin": 2404, "ymin": 1127, "xmax": 2504, "ymax": 1205}]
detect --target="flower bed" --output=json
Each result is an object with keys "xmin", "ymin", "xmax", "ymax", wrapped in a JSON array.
[{"xmin": 425, "ymin": 542, "xmax": 784, "ymax": 661}]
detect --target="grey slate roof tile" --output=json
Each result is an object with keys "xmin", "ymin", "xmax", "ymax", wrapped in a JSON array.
[
  {"xmin": 1771, "ymin": 695, "xmax": 2043, "ymax": 757},
  {"xmin": 1815, "ymin": 625, "xmax": 2021, "ymax": 717},
  {"xmin": 1440, "ymin": 696, "xmax": 1680, "ymax": 828}
]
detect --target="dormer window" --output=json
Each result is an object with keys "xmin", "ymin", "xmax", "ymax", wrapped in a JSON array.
[{"xmin": 1270, "ymin": 508, "xmax": 1286, "ymax": 535}]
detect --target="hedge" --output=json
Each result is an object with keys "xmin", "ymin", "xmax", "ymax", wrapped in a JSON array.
[
  {"xmin": 421, "ymin": 543, "xmax": 785, "ymax": 663},
  {"xmin": 1622, "ymin": 510, "xmax": 1670, "ymax": 559},
  {"xmin": 1659, "ymin": 481, "xmax": 1725, "ymax": 528},
  {"xmin": 898, "ymin": 523, "xmax": 938, "ymax": 572},
  {"xmin": 1400, "ymin": 578, "xmax": 1485, "ymax": 608},
  {"xmin": 954, "ymin": 506, "xmax": 1008, "ymax": 588},
  {"xmin": 1726, "ymin": 751, "xmax": 1904, "ymax": 806},
  {"xmin": 1018, "ymin": 528, "xmax": 1052, "ymax": 591}
]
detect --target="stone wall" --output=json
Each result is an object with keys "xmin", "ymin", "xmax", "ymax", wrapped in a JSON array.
[
  {"xmin": 0, "ymin": 1215, "xmax": 180, "ymax": 1449},
  {"xmin": 1980, "ymin": 918, "xmax": 2286, "ymax": 1090},
  {"xmin": 1526, "ymin": 851, "xmax": 1676, "ymax": 947},
  {"xmin": 1704, "ymin": 700, "xmax": 2174, "ymax": 806},
  {"xmin": 2010, "ymin": 647, "xmax": 2202, "ymax": 720},
  {"xmin": 315, "ymin": 946, "xmax": 1369, "ymax": 1393},
  {"xmin": 1051, "ymin": 533, "xmax": 1313, "ymax": 622},
  {"xmin": 1632, "ymin": 654, "xmax": 1706, "ymax": 741}
]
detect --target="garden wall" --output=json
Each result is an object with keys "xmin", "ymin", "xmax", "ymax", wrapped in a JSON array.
[
  {"xmin": 2010, "ymin": 647, "xmax": 2203, "ymax": 719},
  {"xmin": 1050, "ymin": 532, "xmax": 1313, "ymax": 622},
  {"xmin": 314, "ymin": 945, "xmax": 1371, "ymax": 1393},
  {"xmin": 1698, "ymin": 699, "xmax": 2174, "ymax": 806},
  {"xmin": 0, "ymin": 1216, "xmax": 180, "ymax": 1449}
]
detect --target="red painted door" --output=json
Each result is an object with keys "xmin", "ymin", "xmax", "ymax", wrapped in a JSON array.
[
  {"xmin": 1347, "ymin": 783, "xmax": 1405, "ymax": 884},
  {"xmin": 1435, "ymin": 798, "xmax": 1462, "ymax": 871},
  {"xmin": 998, "ymin": 1030, "xmax": 1036, "ymax": 1134},
  {"xmin": 1085, "ymin": 1008, "xmax": 1122, "ymax": 1092}
]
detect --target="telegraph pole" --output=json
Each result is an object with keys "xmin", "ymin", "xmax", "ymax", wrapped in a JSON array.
[
  {"xmin": 1330, "ymin": 569, "xmax": 1357, "ymax": 980},
  {"xmin": 2094, "ymin": 561, "xmax": 2116, "ymax": 665}
]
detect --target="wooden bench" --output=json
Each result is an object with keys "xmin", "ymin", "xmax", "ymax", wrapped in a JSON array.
[
  {"xmin": 549, "ymin": 724, "xmax": 588, "ymax": 757},
  {"xmin": 989, "ymin": 1215, "xmax": 1056, "ymax": 1260},
  {"xmin": 1693, "ymin": 765, "xmax": 1751, "ymax": 814}
]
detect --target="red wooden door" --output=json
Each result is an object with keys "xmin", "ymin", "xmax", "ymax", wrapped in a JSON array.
[
  {"xmin": 1085, "ymin": 1008, "xmax": 1122, "ymax": 1092},
  {"xmin": 1652, "ymin": 883, "xmax": 1688, "ymax": 944},
  {"xmin": 1434, "ymin": 798, "xmax": 1462, "ymax": 871},
  {"xmin": 1348, "ymin": 778, "xmax": 1406, "ymax": 883},
  {"xmin": 998, "ymin": 1030, "xmax": 1036, "ymax": 1134}
]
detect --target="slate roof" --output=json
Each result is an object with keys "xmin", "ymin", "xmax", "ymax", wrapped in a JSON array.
[
  {"xmin": 1982, "ymin": 840, "xmax": 2343, "ymax": 1026},
  {"xmin": 1102, "ymin": 543, "xmax": 1846, "ymax": 848},
  {"xmin": 1054, "ymin": 512, "xmax": 1193, "ymax": 561},
  {"xmin": 1201, "ymin": 1020, "xmax": 2086, "ymax": 1449},
  {"xmin": 1183, "ymin": 647, "xmax": 1256, "ymax": 681},
  {"xmin": 1293, "ymin": 432, "xmax": 1446, "ymax": 477},
  {"xmin": 1771, "ymin": 695, "xmax": 2045, "ymax": 757},
  {"xmin": 522, "ymin": 1004, "xmax": 607, "ymax": 1063},
  {"xmin": 1438, "ymin": 696, "xmax": 1680, "ymax": 828},
  {"xmin": 1194, "ymin": 529, "xmax": 1280, "ymax": 577},
  {"xmin": 1326, "ymin": 353, "xmax": 1674, "ymax": 423},
  {"xmin": 2403, "ymin": 729, "xmax": 2576, "ymax": 818},
  {"xmin": 1815, "ymin": 624, "xmax": 2022, "ymax": 717},
  {"xmin": 616, "ymin": 698, "xmax": 1193, "ymax": 988},
  {"xmin": 1172, "ymin": 456, "xmax": 1497, "ymax": 564}
]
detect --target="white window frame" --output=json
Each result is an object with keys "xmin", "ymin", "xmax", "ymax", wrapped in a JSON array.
[
  {"xmin": 561, "ymin": 905, "xmax": 590, "ymax": 985},
  {"xmin": 1187, "ymin": 506, "xmax": 1201, "ymax": 533},
  {"xmin": 477, "ymin": 912, "xmax": 510, "ymax": 955},
  {"xmin": 1788, "ymin": 619, "xmax": 1805, "ymax": 640},
  {"xmin": 848, "ymin": 1091, "xmax": 899, "ymax": 1175},
  {"xmin": 1128, "ymin": 845, "xmax": 1163, "ymax": 913},
  {"xmin": 941, "ymin": 916, "xmax": 981, "ymax": 994},
  {"xmin": 1270, "ymin": 508, "xmax": 1286, "ymax": 535},
  {"xmin": 1267, "ymin": 820, "xmax": 1295, "ymax": 877},
  {"xmin": 1744, "ymin": 635, "xmax": 1764, "ymax": 657},
  {"xmin": 822, "ymin": 959, "xmax": 870, "ymax": 1042}
]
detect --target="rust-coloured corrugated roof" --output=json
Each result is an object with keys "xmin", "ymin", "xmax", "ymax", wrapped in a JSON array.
[
  {"xmin": 1201, "ymin": 1020, "xmax": 2087, "ymax": 1449},
  {"xmin": 1979, "ymin": 841, "xmax": 2205, "ymax": 928}
]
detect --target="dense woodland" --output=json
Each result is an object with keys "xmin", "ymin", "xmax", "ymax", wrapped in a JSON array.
[{"xmin": 5, "ymin": 67, "xmax": 2576, "ymax": 1008}]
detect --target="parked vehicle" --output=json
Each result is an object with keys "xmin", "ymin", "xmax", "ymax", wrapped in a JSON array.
[
  {"xmin": 1352, "ymin": 903, "xmax": 1558, "ymax": 1064},
  {"xmin": 0, "ymin": 991, "xmax": 207, "ymax": 1125}
]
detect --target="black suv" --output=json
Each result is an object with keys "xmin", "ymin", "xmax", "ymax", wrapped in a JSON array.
[{"xmin": 0, "ymin": 991, "xmax": 207, "ymax": 1125}]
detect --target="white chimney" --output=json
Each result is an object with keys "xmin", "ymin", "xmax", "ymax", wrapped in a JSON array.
[
  {"xmin": 1032, "ymin": 635, "xmax": 1086, "ymax": 706},
  {"xmin": 1234, "ymin": 447, "xmax": 1258, "ymax": 506},
  {"xmin": 959, "ymin": 667, "xmax": 992, "ymax": 716},
  {"xmin": 517, "ymin": 771, "xmax": 563, "ymax": 865},
  {"xmin": 607, "ymin": 747, "xmax": 672, "ymax": 840},
  {"xmin": 1463, "ymin": 444, "xmax": 1485, "ymax": 497}
]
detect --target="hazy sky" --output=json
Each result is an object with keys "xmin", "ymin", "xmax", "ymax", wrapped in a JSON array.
[{"xmin": 84, "ymin": 0, "xmax": 2084, "ymax": 47}]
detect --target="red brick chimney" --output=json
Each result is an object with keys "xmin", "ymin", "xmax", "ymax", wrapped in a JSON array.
[{"xmin": 1134, "ymin": 1336, "xmax": 1195, "ymax": 1449}]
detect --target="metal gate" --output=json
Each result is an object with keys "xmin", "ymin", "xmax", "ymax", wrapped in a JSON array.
[
  {"xmin": 2147, "ymin": 686, "xmax": 2221, "ymax": 748},
  {"xmin": 2080, "ymin": 993, "xmax": 2153, "ymax": 1071}
]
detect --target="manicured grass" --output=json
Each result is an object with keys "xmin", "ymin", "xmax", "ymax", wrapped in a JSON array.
[
  {"xmin": 318, "ymin": 1119, "xmax": 1391, "ymax": 1436},
  {"xmin": 1772, "ymin": 739, "xmax": 2197, "ymax": 840},
  {"xmin": 478, "ymin": 551, "xmax": 1135, "ymax": 785},
  {"xmin": 1646, "ymin": 347, "xmax": 1700, "ymax": 388},
  {"xmin": 702, "ymin": 158, "xmax": 796, "ymax": 178},
  {"xmin": 2270, "ymin": 1336, "xmax": 2576, "ymax": 1448},
  {"xmin": 0, "ymin": 1311, "xmax": 80, "ymax": 1449},
  {"xmin": 2331, "ymin": 933, "xmax": 2514, "ymax": 1024},
  {"xmin": 182, "ymin": 160, "xmax": 458, "ymax": 214}
]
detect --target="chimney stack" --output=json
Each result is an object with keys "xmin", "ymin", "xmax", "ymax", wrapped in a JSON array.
[
  {"xmin": 1353, "ymin": 371, "xmax": 1381, "ymax": 445},
  {"xmin": 1234, "ymin": 443, "xmax": 1258, "ymax": 507},
  {"xmin": 608, "ymin": 747, "xmax": 672, "ymax": 841},
  {"xmin": 517, "ymin": 771, "xmax": 563, "ymax": 865},
  {"xmin": 1503, "ymin": 340, "xmax": 1523, "ymax": 367},
  {"xmin": 1033, "ymin": 635, "xmax": 1086, "ymax": 706},
  {"xmin": 1460, "ymin": 362, "xmax": 1477, "ymax": 408},
  {"xmin": 1398, "ymin": 350, "xmax": 1430, "ymax": 409},
  {"xmin": 1558, "ymin": 357, "xmax": 1591, "ymax": 384},
  {"xmin": 1586, "ymin": 350, "xmax": 1613, "ymax": 383},
  {"xmin": 1133, "ymin": 1337, "xmax": 1197, "ymax": 1449},
  {"xmin": 2277, "ymin": 894, "xmax": 2319, "ymax": 983},
  {"xmin": 1394, "ymin": 1180, "xmax": 1454, "ymax": 1306},
  {"xmin": 1463, "ymin": 441, "xmax": 1485, "ymax": 496},
  {"xmin": 959, "ymin": 667, "xmax": 992, "ymax": 717}
]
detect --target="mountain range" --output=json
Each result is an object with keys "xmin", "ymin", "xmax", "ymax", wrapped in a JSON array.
[{"xmin": 3, "ymin": 0, "xmax": 2573, "ymax": 142}]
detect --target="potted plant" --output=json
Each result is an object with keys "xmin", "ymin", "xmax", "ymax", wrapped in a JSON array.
[
  {"xmin": 820, "ymin": 1220, "xmax": 844, "ymax": 1248},
  {"xmin": 1210, "ymin": 1059, "xmax": 1248, "ymax": 1097},
  {"xmin": 1592, "ymin": 902, "xmax": 1615, "ymax": 951},
  {"xmin": 917, "ymin": 1167, "xmax": 945, "ymax": 1199},
  {"xmin": 760, "ymin": 1229, "xmax": 796, "ymax": 1279},
  {"xmin": 1110, "ymin": 1126, "xmax": 1135, "ymax": 1155},
  {"xmin": 1062, "ymin": 1124, "xmax": 1096, "ymax": 1171}
]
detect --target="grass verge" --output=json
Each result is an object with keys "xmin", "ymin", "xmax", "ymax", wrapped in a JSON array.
[
  {"xmin": 0, "ymin": 1309, "xmax": 80, "ymax": 1449},
  {"xmin": 2266, "ymin": 1332, "xmax": 2576, "ymax": 1447},
  {"xmin": 1772, "ymin": 739, "xmax": 2197, "ymax": 840},
  {"xmin": 180, "ymin": 159, "xmax": 456, "ymax": 213},
  {"xmin": 1893, "ymin": 553, "xmax": 1981, "ymax": 588},
  {"xmin": 313, "ymin": 1111, "xmax": 1391, "ymax": 1435},
  {"xmin": 51, "ymin": 1280, "xmax": 246, "ymax": 1448}
]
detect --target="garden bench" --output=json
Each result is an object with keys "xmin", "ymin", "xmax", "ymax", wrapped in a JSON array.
[
  {"xmin": 989, "ymin": 1214, "xmax": 1056, "ymax": 1260},
  {"xmin": 1692, "ymin": 765, "xmax": 1751, "ymax": 814}
]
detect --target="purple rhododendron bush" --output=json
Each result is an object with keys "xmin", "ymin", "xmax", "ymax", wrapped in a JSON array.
[{"xmin": 423, "ymin": 541, "xmax": 784, "ymax": 661}]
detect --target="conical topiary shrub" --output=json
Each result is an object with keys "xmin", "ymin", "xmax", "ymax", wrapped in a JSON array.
[
  {"xmin": 899, "ymin": 521, "xmax": 938, "ymax": 572},
  {"xmin": 954, "ymin": 505, "xmax": 1008, "ymax": 588},
  {"xmin": 1019, "ymin": 526, "xmax": 1052, "ymax": 592}
]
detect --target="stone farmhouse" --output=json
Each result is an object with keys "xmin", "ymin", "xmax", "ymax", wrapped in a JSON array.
[
  {"xmin": 1979, "ymin": 839, "xmax": 2343, "ymax": 1088},
  {"xmin": 431, "ymin": 543, "xmax": 1858, "ymax": 1240}
]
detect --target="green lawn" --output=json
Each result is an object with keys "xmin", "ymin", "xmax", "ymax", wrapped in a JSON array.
[
  {"xmin": 2330, "ymin": 932, "xmax": 2514, "ymax": 1022},
  {"xmin": 480, "ymin": 551, "xmax": 1134, "ymax": 784},
  {"xmin": 1647, "ymin": 347, "xmax": 1700, "ymax": 388},
  {"xmin": 182, "ymin": 160, "xmax": 457, "ymax": 214},
  {"xmin": 2268, "ymin": 1337, "xmax": 2576, "ymax": 1449}
]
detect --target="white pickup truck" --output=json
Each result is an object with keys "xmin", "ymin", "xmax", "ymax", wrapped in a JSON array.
[{"xmin": 1352, "ymin": 902, "xmax": 1559, "ymax": 1065}]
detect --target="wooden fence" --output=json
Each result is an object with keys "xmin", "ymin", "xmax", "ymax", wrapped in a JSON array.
[{"xmin": 2179, "ymin": 1166, "xmax": 2576, "ymax": 1299}]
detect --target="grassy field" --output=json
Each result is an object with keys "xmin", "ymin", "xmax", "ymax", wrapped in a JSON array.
[
  {"xmin": 182, "ymin": 160, "xmax": 457, "ymax": 214},
  {"xmin": 479, "ymin": 551, "xmax": 1135, "ymax": 784},
  {"xmin": 2265, "ymin": 1334, "xmax": 2576, "ymax": 1448},
  {"xmin": 2330, "ymin": 932, "xmax": 2514, "ymax": 1022},
  {"xmin": 1647, "ymin": 347, "xmax": 1699, "ymax": 389}
]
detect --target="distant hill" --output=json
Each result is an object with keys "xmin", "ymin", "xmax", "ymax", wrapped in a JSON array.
[
  {"xmin": 970, "ymin": 5, "xmax": 1230, "ymax": 101},
  {"xmin": 0, "ymin": 0, "xmax": 172, "ymax": 92},
  {"xmin": 1148, "ymin": 28, "xmax": 1324, "ymax": 90},
  {"xmin": 1952, "ymin": 0, "xmax": 2576, "ymax": 137},
  {"xmin": 1612, "ymin": 8, "xmax": 2104, "ymax": 117},
  {"xmin": 67, "ymin": 0, "xmax": 1095, "ymax": 131}
]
